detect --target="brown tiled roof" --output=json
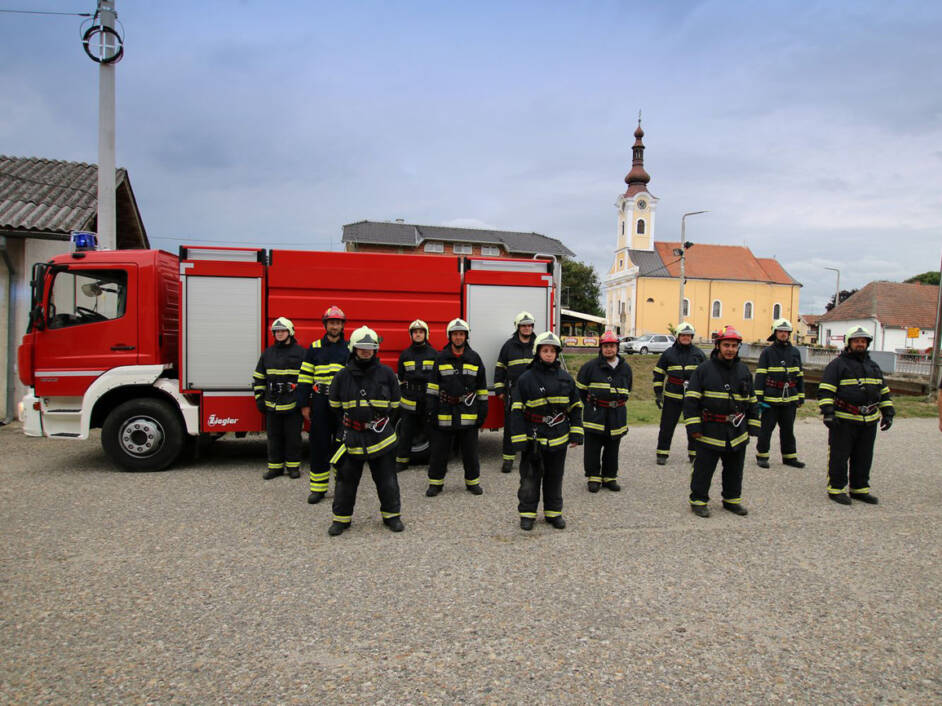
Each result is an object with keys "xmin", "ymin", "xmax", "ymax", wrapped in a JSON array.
[
  {"xmin": 818, "ymin": 281, "xmax": 939, "ymax": 328},
  {"xmin": 800, "ymin": 313, "xmax": 823, "ymax": 326},
  {"xmin": 652, "ymin": 242, "xmax": 799, "ymax": 285}
]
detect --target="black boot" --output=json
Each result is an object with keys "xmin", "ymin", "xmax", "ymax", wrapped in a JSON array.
[
  {"xmin": 656, "ymin": 456, "xmax": 668, "ymax": 466},
  {"xmin": 587, "ymin": 481, "xmax": 601, "ymax": 493},
  {"xmin": 263, "ymin": 468, "xmax": 284, "ymax": 480},
  {"xmin": 783, "ymin": 458, "xmax": 806, "ymax": 468},
  {"xmin": 383, "ymin": 516, "xmax": 405, "ymax": 532},
  {"xmin": 501, "ymin": 459, "xmax": 514, "ymax": 473},
  {"xmin": 545, "ymin": 516, "xmax": 566, "ymax": 529},
  {"xmin": 829, "ymin": 493, "xmax": 852, "ymax": 505},
  {"xmin": 288, "ymin": 468, "xmax": 300, "ymax": 479},
  {"xmin": 327, "ymin": 521, "xmax": 348, "ymax": 536},
  {"xmin": 603, "ymin": 480, "xmax": 621, "ymax": 492},
  {"xmin": 690, "ymin": 504, "xmax": 710, "ymax": 518},
  {"xmin": 307, "ymin": 491, "xmax": 325, "ymax": 504},
  {"xmin": 722, "ymin": 501, "xmax": 748, "ymax": 516},
  {"xmin": 756, "ymin": 457, "xmax": 770, "ymax": 469},
  {"xmin": 466, "ymin": 483, "xmax": 483, "ymax": 495},
  {"xmin": 425, "ymin": 484, "xmax": 442, "ymax": 497},
  {"xmin": 520, "ymin": 517, "xmax": 535, "ymax": 531},
  {"xmin": 850, "ymin": 492, "xmax": 879, "ymax": 504}
]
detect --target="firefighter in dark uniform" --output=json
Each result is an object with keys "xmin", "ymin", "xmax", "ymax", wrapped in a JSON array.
[
  {"xmin": 754, "ymin": 318, "xmax": 806, "ymax": 468},
  {"xmin": 653, "ymin": 322, "xmax": 706, "ymax": 465},
  {"xmin": 326, "ymin": 326, "xmax": 403, "ymax": 535},
  {"xmin": 494, "ymin": 311, "xmax": 536, "ymax": 473},
  {"xmin": 577, "ymin": 330, "xmax": 631, "ymax": 493},
  {"xmin": 297, "ymin": 305, "xmax": 349, "ymax": 504},
  {"xmin": 683, "ymin": 325, "xmax": 760, "ymax": 518},
  {"xmin": 818, "ymin": 326, "xmax": 893, "ymax": 505},
  {"xmin": 425, "ymin": 318, "xmax": 489, "ymax": 496},
  {"xmin": 253, "ymin": 317, "xmax": 305, "ymax": 479},
  {"xmin": 510, "ymin": 332, "xmax": 583, "ymax": 530},
  {"xmin": 395, "ymin": 319, "xmax": 435, "ymax": 471}
]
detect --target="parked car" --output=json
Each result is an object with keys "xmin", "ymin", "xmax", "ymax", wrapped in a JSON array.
[
  {"xmin": 623, "ymin": 334, "xmax": 675, "ymax": 355},
  {"xmin": 618, "ymin": 336, "xmax": 636, "ymax": 354}
]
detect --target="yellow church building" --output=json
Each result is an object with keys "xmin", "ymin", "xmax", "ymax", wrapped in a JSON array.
[{"xmin": 603, "ymin": 121, "xmax": 801, "ymax": 342}]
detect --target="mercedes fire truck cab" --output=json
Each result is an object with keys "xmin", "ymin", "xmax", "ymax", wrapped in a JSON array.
[{"xmin": 18, "ymin": 246, "xmax": 558, "ymax": 472}]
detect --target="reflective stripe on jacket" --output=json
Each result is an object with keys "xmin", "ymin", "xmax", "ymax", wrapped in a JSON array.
[
  {"xmin": 653, "ymin": 342, "xmax": 706, "ymax": 400},
  {"xmin": 296, "ymin": 334, "xmax": 348, "ymax": 406},
  {"xmin": 683, "ymin": 351, "xmax": 760, "ymax": 449},
  {"xmin": 754, "ymin": 342, "xmax": 805, "ymax": 405},
  {"xmin": 328, "ymin": 356, "xmax": 401, "ymax": 458},
  {"xmin": 426, "ymin": 344, "xmax": 489, "ymax": 429},
  {"xmin": 253, "ymin": 339, "xmax": 305, "ymax": 413},
  {"xmin": 493, "ymin": 334, "xmax": 535, "ymax": 394},
  {"xmin": 397, "ymin": 342, "xmax": 435, "ymax": 414},
  {"xmin": 818, "ymin": 350, "xmax": 893, "ymax": 424},
  {"xmin": 511, "ymin": 358, "xmax": 583, "ymax": 449}
]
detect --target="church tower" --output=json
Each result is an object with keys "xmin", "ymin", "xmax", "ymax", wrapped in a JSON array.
[{"xmin": 603, "ymin": 117, "xmax": 658, "ymax": 334}]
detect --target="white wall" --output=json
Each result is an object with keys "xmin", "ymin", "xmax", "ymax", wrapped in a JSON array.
[{"xmin": 819, "ymin": 317, "xmax": 935, "ymax": 352}]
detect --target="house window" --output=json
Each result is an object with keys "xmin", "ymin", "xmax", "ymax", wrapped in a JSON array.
[
  {"xmin": 743, "ymin": 301, "xmax": 753, "ymax": 320},
  {"xmin": 424, "ymin": 241, "xmax": 444, "ymax": 253},
  {"xmin": 637, "ymin": 220, "xmax": 645, "ymax": 234},
  {"xmin": 712, "ymin": 300, "xmax": 722, "ymax": 318},
  {"xmin": 481, "ymin": 245, "xmax": 500, "ymax": 256},
  {"xmin": 621, "ymin": 222, "xmax": 625, "ymax": 235},
  {"xmin": 772, "ymin": 303, "xmax": 782, "ymax": 319},
  {"xmin": 453, "ymin": 243, "xmax": 472, "ymax": 255},
  {"xmin": 682, "ymin": 298, "xmax": 690, "ymax": 317}
]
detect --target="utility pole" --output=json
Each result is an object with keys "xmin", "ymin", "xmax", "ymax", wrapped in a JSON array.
[
  {"xmin": 82, "ymin": 0, "xmax": 123, "ymax": 250},
  {"xmin": 929, "ymin": 251, "xmax": 942, "ymax": 394},
  {"xmin": 677, "ymin": 211, "xmax": 707, "ymax": 325},
  {"xmin": 824, "ymin": 266, "xmax": 840, "ymax": 312}
]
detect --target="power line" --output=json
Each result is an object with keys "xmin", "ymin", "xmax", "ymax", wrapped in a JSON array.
[{"xmin": 0, "ymin": 8, "xmax": 92, "ymax": 16}]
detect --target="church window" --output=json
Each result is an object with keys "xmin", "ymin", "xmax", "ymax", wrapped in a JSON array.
[
  {"xmin": 646, "ymin": 297, "xmax": 654, "ymax": 303},
  {"xmin": 621, "ymin": 222, "xmax": 625, "ymax": 235},
  {"xmin": 743, "ymin": 301, "xmax": 754, "ymax": 320},
  {"xmin": 712, "ymin": 300, "xmax": 722, "ymax": 318},
  {"xmin": 682, "ymin": 298, "xmax": 690, "ymax": 317},
  {"xmin": 773, "ymin": 303, "xmax": 782, "ymax": 319},
  {"xmin": 637, "ymin": 220, "xmax": 645, "ymax": 235}
]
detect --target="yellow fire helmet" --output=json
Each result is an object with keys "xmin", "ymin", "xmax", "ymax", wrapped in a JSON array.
[
  {"xmin": 446, "ymin": 318, "xmax": 470, "ymax": 335},
  {"xmin": 408, "ymin": 319, "xmax": 430, "ymax": 336},
  {"xmin": 532, "ymin": 331, "xmax": 562, "ymax": 354},
  {"xmin": 675, "ymin": 322, "xmax": 696, "ymax": 336},
  {"xmin": 349, "ymin": 325, "xmax": 380, "ymax": 351},
  {"xmin": 514, "ymin": 311, "xmax": 536, "ymax": 328},
  {"xmin": 270, "ymin": 316, "xmax": 294, "ymax": 336}
]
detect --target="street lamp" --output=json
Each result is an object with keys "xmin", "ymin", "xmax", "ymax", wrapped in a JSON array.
[
  {"xmin": 677, "ymin": 211, "xmax": 708, "ymax": 325},
  {"xmin": 824, "ymin": 267, "xmax": 840, "ymax": 312}
]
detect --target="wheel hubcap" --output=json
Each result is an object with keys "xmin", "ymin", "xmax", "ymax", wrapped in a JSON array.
[{"xmin": 119, "ymin": 416, "xmax": 164, "ymax": 458}]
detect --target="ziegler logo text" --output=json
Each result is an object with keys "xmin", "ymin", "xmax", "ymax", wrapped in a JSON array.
[{"xmin": 207, "ymin": 414, "xmax": 239, "ymax": 426}]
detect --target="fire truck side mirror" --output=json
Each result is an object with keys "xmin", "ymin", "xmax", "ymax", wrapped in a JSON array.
[{"xmin": 28, "ymin": 305, "xmax": 45, "ymax": 332}]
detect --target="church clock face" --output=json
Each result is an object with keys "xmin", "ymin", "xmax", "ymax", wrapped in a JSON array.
[{"xmin": 637, "ymin": 199, "xmax": 647, "ymax": 210}]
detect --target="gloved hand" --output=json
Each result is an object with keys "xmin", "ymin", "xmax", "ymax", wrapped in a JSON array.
[
  {"xmin": 654, "ymin": 394, "xmax": 663, "ymax": 410},
  {"xmin": 880, "ymin": 415, "xmax": 893, "ymax": 431},
  {"xmin": 823, "ymin": 414, "xmax": 835, "ymax": 429},
  {"xmin": 255, "ymin": 398, "xmax": 266, "ymax": 414}
]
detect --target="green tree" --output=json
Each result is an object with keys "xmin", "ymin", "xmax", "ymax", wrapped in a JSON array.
[
  {"xmin": 560, "ymin": 258, "xmax": 604, "ymax": 317},
  {"xmin": 904, "ymin": 271, "xmax": 940, "ymax": 285},
  {"xmin": 825, "ymin": 289, "xmax": 858, "ymax": 311}
]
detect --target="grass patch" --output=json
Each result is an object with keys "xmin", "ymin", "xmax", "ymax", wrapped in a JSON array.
[{"xmin": 562, "ymin": 351, "xmax": 937, "ymax": 425}]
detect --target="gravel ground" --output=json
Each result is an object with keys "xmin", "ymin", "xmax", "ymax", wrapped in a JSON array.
[{"xmin": 1, "ymin": 417, "xmax": 940, "ymax": 704}]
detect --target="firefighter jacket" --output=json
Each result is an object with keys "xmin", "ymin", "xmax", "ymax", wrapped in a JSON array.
[
  {"xmin": 683, "ymin": 350, "xmax": 760, "ymax": 450},
  {"xmin": 755, "ymin": 341, "xmax": 805, "ymax": 405},
  {"xmin": 510, "ymin": 357, "xmax": 584, "ymax": 450},
  {"xmin": 296, "ymin": 334, "xmax": 349, "ymax": 406},
  {"xmin": 493, "ymin": 333, "xmax": 535, "ymax": 394},
  {"xmin": 653, "ymin": 341, "xmax": 706, "ymax": 401},
  {"xmin": 328, "ymin": 355, "xmax": 401, "ymax": 458},
  {"xmin": 818, "ymin": 350, "xmax": 894, "ymax": 424},
  {"xmin": 576, "ymin": 353, "xmax": 632, "ymax": 437},
  {"xmin": 426, "ymin": 343, "xmax": 489, "ymax": 429},
  {"xmin": 252, "ymin": 338, "xmax": 306, "ymax": 413},
  {"xmin": 397, "ymin": 341, "xmax": 435, "ymax": 415}
]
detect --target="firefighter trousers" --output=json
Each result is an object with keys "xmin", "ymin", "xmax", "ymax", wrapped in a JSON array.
[
  {"xmin": 501, "ymin": 394, "xmax": 515, "ymax": 463},
  {"xmin": 396, "ymin": 409, "xmax": 424, "ymax": 466},
  {"xmin": 428, "ymin": 427, "xmax": 480, "ymax": 487},
  {"xmin": 827, "ymin": 421, "xmax": 877, "ymax": 494},
  {"xmin": 518, "ymin": 444, "xmax": 566, "ymax": 518},
  {"xmin": 331, "ymin": 450, "xmax": 401, "ymax": 524},
  {"xmin": 755, "ymin": 404, "xmax": 798, "ymax": 461},
  {"xmin": 584, "ymin": 432, "xmax": 621, "ymax": 482},
  {"xmin": 657, "ymin": 398, "xmax": 696, "ymax": 459},
  {"xmin": 689, "ymin": 442, "xmax": 746, "ymax": 505},
  {"xmin": 309, "ymin": 394, "xmax": 338, "ymax": 493},
  {"xmin": 266, "ymin": 411, "xmax": 302, "ymax": 474}
]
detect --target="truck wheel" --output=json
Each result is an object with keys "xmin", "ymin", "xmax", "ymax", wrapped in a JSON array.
[{"xmin": 101, "ymin": 398, "xmax": 184, "ymax": 471}]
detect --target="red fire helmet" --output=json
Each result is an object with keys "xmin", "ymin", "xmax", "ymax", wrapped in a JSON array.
[
  {"xmin": 322, "ymin": 305, "xmax": 346, "ymax": 325},
  {"xmin": 714, "ymin": 325, "xmax": 743, "ymax": 343},
  {"xmin": 599, "ymin": 330, "xmax": 619, "ymax": 345}
]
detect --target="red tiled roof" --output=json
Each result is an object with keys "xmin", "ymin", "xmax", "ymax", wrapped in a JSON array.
[
  {"xmin": 818, "ymin": 281, "xmax": 939, "ymax": 328},
  {"xmin": 800, "ymin": 313, "xmax": 823, "ymax": 326},
  {"xmin": 652, "ymin": 242, "xmax": 798, "ymax": 284}
]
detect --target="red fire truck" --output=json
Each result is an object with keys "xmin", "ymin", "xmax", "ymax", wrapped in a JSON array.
[{"xmin": 17, "ymin": 245, "xmax": 558, "ymax": 471}]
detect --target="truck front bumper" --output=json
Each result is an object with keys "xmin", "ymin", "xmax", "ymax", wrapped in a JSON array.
[{"xmin": 19, "ymin": 389, "xmax": 43, "ymax": 437}]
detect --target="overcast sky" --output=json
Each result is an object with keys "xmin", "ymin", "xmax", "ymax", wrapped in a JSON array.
[{"xmin": 3, "ymin": 0, "xmax": 941, "ymax": 313}]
